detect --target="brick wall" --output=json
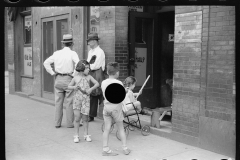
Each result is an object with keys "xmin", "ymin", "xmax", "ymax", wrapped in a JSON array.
[
  {"xmin": 172, "ymin": 6, "xmax": 203, "ymax": 138},
  {"xmin": 99, "ymin": 6, "xmax": 116, "ymax": 74},
  {"xmin": 5, "ymin": 8, "xmax": 8, "ymax": 71},
  {"xmin": 7, "ymin": 12, "xmax": 15, "ymax": 94},
  {"xmin": 115, "ymin": 6, "xmax": 129, "ymax": 81},
  {"xmin": 205, "ymin": 6, "xmax": 235, "ymax": 122}
]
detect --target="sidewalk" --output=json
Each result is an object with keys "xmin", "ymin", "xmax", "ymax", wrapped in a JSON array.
[{"xmin": 5, "ymin": 94, "xmax": 233, "ymax": 160}]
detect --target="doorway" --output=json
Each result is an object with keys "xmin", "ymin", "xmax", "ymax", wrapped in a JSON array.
[
  {"xmin": 41, "ymin": 14, "xmax": 70, "ymax": 100},
  {"xmin": 128, "ymin": 8, "xmax": 174, "ymax": 109},
  {"xmin": 157, "ymin": 11, "xmax": 174, "ymax": 108}
]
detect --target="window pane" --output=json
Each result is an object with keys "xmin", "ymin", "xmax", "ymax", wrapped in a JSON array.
[
  {"xmin": 43, "ymin": 21, "xmax": 54, "ymax": 93},
  {"xmin": 56, "ymin": 19, "xmax": 68, "ymax": 50},
  {"xmin": 24, "ymin": 15, "xmax": 31, "ymax": 44},
  {"xmin": 135, "ymin": 18, "xmax": 148, "ymax": 44}
]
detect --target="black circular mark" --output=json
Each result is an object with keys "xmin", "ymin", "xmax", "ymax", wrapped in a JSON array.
[
  {"xmin": 75, "ymin": 15, "xmax": 78, "ymax": 19},
  {"xmin": 35, "ymin": 21, "xmax": 37, "ymax": 25},
  {"xmin": 5, "ymin": 0, "xmax": 20, "ymax": 3},
  {"xmin": 98, "ymin": 0, "xmax": 109, "ymax": 2},
  {"xmin": 68, "ymin": 0, "xmax": 79, "ymax": 2},
  {"xmin": 35, "ymin": 0, "xmax": 50, "ymax": 3},
  {"xmin": 105, "ymin": 83, "xmax": 125, "ymax": 104}
]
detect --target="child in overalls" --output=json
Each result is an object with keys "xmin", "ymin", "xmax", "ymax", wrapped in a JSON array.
[{"xmin": 68, "ymin": 60, "xmax": 99, "ymax": 143}]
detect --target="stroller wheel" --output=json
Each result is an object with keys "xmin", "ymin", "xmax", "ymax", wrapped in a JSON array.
[
  {"xmin": 141, "ymin": 125, "xmax": 150, "ymax": 136},
  {"xmin": 116, "ymin": 127, "xmax": 129, "ymax": 141},
  {"xmin": 101, "ymin": 122, "xmax": 114, "ymax": 133},
  {"xmin": 128, "ymin": 120, "xmax": 137, "ymax": 131}
]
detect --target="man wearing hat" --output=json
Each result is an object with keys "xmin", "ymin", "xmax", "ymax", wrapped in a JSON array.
[
  {"xmin": 43, "ymin": 34, "xmax": 80, "ymax": 128},
  {"xmin": 87, "ymin": 32, "xmax": 105, "ymax": 122}
]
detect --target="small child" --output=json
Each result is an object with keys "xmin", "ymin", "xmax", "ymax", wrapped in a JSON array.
[
  {"xmin": 122, "ymin": 76, "xmax": 146, "ymax": 115},
  {"xmin": 68, "ymin": 60, "xmax": 99, "ymax": 143},
  {"xmin": 101, "ymin": 62, "xmax": 131, "ymax": 156}
]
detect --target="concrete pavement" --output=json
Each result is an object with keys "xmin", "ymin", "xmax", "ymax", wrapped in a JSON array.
[{"xmin": 5, "ymin": 71, "xmax": 234, "ymax": 160}]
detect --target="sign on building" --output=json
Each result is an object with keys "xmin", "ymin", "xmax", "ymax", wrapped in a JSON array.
[
  {"xmin": 24, "ymin": 47, "xmax": 32, "ymax": 76},
  {"xmin": 135, "ymin": 47, "xmax": 147, "ymax": 86},
  {"xmin": 128, "ymin": 6, "xmax": 143, "ymax": 12}
]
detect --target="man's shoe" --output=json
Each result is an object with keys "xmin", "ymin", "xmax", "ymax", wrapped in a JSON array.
[
  {"xmin": 88, "ymin": 117, "xmax": 94, "ymax": 122},
  {"xmin": 55, "ymin": 126, "xmax": 61, "ymax": 128}
]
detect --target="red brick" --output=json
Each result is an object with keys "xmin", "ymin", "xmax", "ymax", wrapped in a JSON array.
[
  {"xmin": 216, "ymin": 11, "xmax": 229, "ymax": 17},
  {"xmin": 209, "ymin": 26, "xmax": 222, "ymax": 31},
  {"xmin": 222, "ymin": 26, "xmax": 235, "ymax": 31},
  {"xmin": 210, "ymin": 17, "xmax": 223, "ymax": 22}
]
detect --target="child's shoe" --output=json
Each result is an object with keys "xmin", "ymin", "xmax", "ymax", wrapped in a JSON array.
[
  {"xmin": 102, "ymin": 149, "xmax": 118, "ymax": 156},
  {"xmin": 73, "ymin": 135, "xmax": 80, "ymax": 143},
  {"xmin": 84, "ymin": 135, "xmax": 92, "ymax": 142},
  {"xmin": 123, "ymin": 148, "xmax": 131, "ymax": 155}
]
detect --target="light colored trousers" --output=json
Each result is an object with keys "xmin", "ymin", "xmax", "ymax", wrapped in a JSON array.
[{"xmin": 54, "ymin": 75, "xmax": 74, "ymax": 127}]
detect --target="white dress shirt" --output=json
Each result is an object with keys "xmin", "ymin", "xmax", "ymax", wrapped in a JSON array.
[
  {"xmin": 43, "ymin": 47, "xmax": 79, "ymax": 76},
  {"xmin": 87, "ymin": 45, "xmax": 105, "ymax": 71}
]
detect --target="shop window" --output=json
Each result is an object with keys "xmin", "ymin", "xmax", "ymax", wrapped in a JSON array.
[
  {"xmin": 24, "ymin": 15, "xmax": 32, "ymax": 44},
  {"xmin": 135, "ymin": 18, "xmax": 147, "ymax": 44},
  {"xmin": 20, "ymin": 8, "xmax": 33, "ymax": 78}
]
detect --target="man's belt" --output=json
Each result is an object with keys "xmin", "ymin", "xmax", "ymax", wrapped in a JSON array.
[{"xmin": 55, "ymin": 72, "xmax": 73, "ymax": 78}]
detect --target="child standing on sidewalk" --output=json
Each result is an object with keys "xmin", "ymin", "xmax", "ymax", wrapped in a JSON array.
[
  {"xmin": 68, "ymin": 60, "xmax": 99, "ymax": 143},
  {"xmin": 101, "ymin": 62, "xmax": 131, "ymax": 156}
]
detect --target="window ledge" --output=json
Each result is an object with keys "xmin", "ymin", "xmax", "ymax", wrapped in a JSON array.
[
  {"xmin": 21, "ymin": 75, "xmax": 34, "ymax": 79},
  {"xmin": 20, "ymin": 10, "xmax": 31, "ymax": 16}
]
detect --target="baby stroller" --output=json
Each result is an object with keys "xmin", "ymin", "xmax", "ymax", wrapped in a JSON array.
[
  {"xmin": 101, "ymin": 75, "xmax": 152, "ymax": 140},
  {"xmin": 101, "ymin": 102, "xmax": 152, "ymax": 140}
]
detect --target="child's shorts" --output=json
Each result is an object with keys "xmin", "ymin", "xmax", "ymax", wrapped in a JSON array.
[{"xmin": 103, "ymin": 108, "xmax": 124, "ymax": 123}]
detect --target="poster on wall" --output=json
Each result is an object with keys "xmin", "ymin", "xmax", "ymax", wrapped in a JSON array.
[
  {"xmin": 24, "ymin": 47, "xmax": 32, "ymax": 76},
  {"xmin": 135, "ymin": 47, "xmax": 147, "ymax": 86},
  {"xmin": 90, "ymin": 6, "xmax": 100, "ymax": 33}
]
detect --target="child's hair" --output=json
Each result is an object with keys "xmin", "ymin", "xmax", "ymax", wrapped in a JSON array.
[
  {"xmin": 107, "ymin": 62, "xmax": 119, "ymax": 75},
  {"xmin": 123, "ymin": 76, "xmax": 137, "ymax": 88},
  {"xmin": 75, "ymin": 60, "xmax": 90, "ymax": 72}
]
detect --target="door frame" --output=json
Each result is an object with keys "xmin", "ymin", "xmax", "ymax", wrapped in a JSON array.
[
  {"xmin": 129, "ymin": 11, "xmax": 156, "ymax": 90},
  {"xmin": 128, "ymin": 11, "xmax": 157, "ymax": 108},
  {"xmin": 41, "ymin": 14, "xmax": 70, "ymax": 100}
]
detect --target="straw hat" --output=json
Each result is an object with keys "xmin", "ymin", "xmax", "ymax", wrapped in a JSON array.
[{"xmin": 61, "ymin": 34, "xmax": 73, "ymax": 43}]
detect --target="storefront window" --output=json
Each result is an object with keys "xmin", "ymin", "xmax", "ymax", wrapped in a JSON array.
[
  {"xmin": 24, "ymin": 15, "xmax": 31, "ymax": 44},
  {"xmin": 135, "ymin": 18, "xmax": 147, "ymax": 44},
  {"xmin": 21, "ymin": 8, "xmax": 33, "ymax": 77},
  {"xmin": 89, "ymin": 6, "xmax": 100, "ymax": 33}
]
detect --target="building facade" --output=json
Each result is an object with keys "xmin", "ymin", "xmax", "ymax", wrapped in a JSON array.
[{"xmin": 6, "ymin": 6, "xmax": 235, "ymax": 157}]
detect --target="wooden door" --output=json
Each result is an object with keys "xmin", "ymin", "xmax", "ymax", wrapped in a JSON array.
[
  {"xmin": 41, "ymin": 14, "xmax": 70, "ymax": 100},
  {"xmin": 129, "ymin": 12, "xmax": 157, "ymax": 109}
]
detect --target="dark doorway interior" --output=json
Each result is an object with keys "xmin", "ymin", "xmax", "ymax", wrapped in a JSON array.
[{"xmin": 157, "ymin": 11, "xmax": 174, "ymax": 107}]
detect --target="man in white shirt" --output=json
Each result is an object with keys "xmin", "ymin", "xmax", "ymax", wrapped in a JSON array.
[
  {"xmin": 86, "ymin": 33, "xmax": 105, "ymax": 122},
  {"xmin": 43, "ymin": 34, "xmax": 79, "ymax": 128}
]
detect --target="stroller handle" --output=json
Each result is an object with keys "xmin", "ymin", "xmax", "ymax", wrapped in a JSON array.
[{"xmin": 136, "ymin": 75, "xmax": 150, "ymax": 99}]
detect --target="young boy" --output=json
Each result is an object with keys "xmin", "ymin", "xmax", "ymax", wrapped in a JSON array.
[{"xmin": 101, "ymin": 62, "xmax": 131, "ymax": 156}]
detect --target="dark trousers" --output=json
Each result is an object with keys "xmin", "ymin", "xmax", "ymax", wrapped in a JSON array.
[
  {"xmin": 89, "ymin": 68, "xmax": 104, "ymax": 118},
  {"xmin": 89, "ymin": 94, "xmax": 103, "ymax": 117}
]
